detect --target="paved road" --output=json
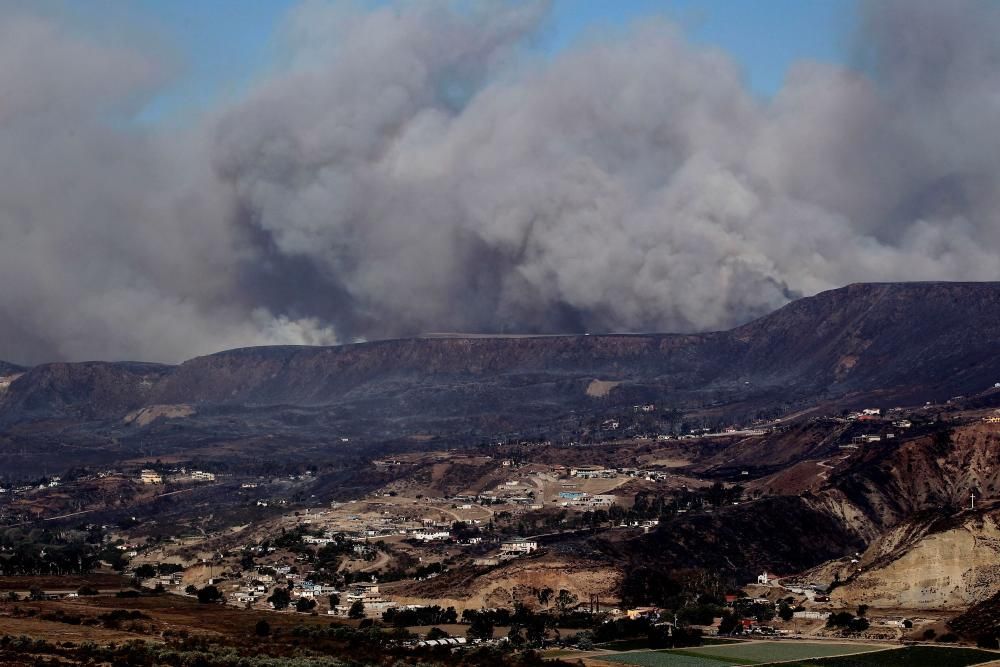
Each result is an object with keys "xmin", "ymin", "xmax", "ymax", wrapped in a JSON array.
[{"xmin": 6, "ymin": 485, "xmax": 211, "ymax": 528}]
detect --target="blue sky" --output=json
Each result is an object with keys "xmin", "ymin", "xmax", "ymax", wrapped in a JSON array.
[
  {"xmin": 547, "ymin": 0, "xmax": 851, "ymax": 93},
  {"xmin": 54, "ymin": 0, "xmax": 854, "ymax": 123}
]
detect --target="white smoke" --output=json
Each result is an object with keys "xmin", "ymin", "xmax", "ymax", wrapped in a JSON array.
[{"xmin": 1, "ymin": 0, "xmax": 999, "ymax": 364}]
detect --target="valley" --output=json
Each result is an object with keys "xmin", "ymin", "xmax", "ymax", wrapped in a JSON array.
[{"xmin": 3, "ymin": 282, "xmax": 1000, "ymax": 665}]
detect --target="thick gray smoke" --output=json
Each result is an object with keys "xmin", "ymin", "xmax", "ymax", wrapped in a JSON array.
[{"xmin": 2, "ymin": 0, "xmax": 1000, "ymax": 365}]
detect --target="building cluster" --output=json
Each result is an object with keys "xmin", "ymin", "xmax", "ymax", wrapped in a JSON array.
[
  {"xmin": 556, "ymin": 491, "xmax": 617, "ymax": 509},
  {"xmin": 140, "ymin": 470, "xmax": 162, "ymax": 485},
  {"xmin": 330, "ymin": 581, "xmax": 397, "ymax": 617},
  {"xmin": 139, "ymin": 467, "xmax": 216, "ymax": 485}
]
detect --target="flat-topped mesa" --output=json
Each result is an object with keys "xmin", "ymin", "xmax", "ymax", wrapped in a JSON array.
[{"xmin": 2, "ymin": 281, "xmax": 1000, "ymax": 422}]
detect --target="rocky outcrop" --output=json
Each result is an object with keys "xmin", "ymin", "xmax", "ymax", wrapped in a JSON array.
[{"xmin": 833, "ymin": 513, "xmax": 1000, "ymax": 609}]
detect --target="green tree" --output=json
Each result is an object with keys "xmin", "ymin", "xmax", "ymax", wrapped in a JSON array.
[
  {"xmin": 348, "ymin": 600, "xmax": 365, "ymax": 619},
  {"xmin": 255, "ymin": 619, "xmax": 270, "ymax": 637},
  {"xmin": 719, "ymin": 611, "xmax": 740, "ymax": 635},
  {"xmin": 196, "ymin": 585, "xmax": 222, "ymax": 604},
  {"xmin": 467, "ymin": 614, "xmax": 494, "ymax": 640},
  {"xmin": 267, "ymin": 587, "xmax": 291, "ymax": 610},
  {"xmin": 778, "ymin": 602, "xmax": 794, "ymax": 622},
  {"xmin": 555, "ymin": 589, "xmax": 578, "ymax": 615}
]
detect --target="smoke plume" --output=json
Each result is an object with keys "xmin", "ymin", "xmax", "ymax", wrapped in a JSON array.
[{"xmin": 2, "ymin": 0, "xmax": 1000, "ymax": 364}]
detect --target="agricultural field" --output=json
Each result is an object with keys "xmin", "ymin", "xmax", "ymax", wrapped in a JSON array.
[
  {"xmin": 798, "ymin": 645, "xmax": 1000, "ymax": 666},
  {"xmin": 680, "ymin": 641, "xmax": 892, "ymax": 663},
  {"xmin": 597, "ymin": 652, "xmax": 743, "ymax": 667},
  {"xmin": 597, "ymin": 641, "xmax": 893, "ymax": 666}
]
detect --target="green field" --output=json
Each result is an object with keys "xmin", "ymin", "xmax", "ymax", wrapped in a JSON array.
[
  {"xmin": 600, "ymin": 641, "xmax": 891, "ymax": 666},
  {"xmin": 599, "ymin": 652, "xmax": 742, "ymax": 667},
  {"xmin": 790, "ymin": 645, "xmax": 999, "ymax": 666},
  {"xmin": 680, "ymin": 641, "xmax": 890, "ymax": 663}
]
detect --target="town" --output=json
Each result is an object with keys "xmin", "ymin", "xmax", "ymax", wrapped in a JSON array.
[{"xmin": 4, "ymin": 391, "xmax": 1000, "ymax": 665}]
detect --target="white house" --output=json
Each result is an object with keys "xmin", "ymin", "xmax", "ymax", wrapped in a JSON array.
[{"xmin": 501, "ymin": 538, "xmax": 538, "ymax": 554}]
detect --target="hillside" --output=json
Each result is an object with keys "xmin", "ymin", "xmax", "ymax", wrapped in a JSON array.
[
  {"xmin": 831, "ymin": 510, "xmax": 1000, "ymax": 609},
  {"xmin": 2, "ymin": 281, "xmax": 1000, "ymax": 484},
  {"xmin": 0, "ymin": 362, "xmax": 24, "ymax": 376},
  {"xmin": 3, "ymin": 282, "xmax": 1000, "ymax": 423}
]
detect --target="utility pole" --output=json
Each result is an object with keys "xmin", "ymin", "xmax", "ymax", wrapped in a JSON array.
[{"xmin": 971, "ymin": 491, "xmax": 976, "ymax": 511}]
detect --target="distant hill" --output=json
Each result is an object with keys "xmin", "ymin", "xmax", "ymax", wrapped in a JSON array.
[
  {"xmin": 0, "ymin": 361, "xmax": 24, "ymax": 376},
  {"xmin": 3, "ymin": 282, "xmax": 999, "ymax": 428}
]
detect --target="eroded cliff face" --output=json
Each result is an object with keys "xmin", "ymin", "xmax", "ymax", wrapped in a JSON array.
[
  {"xmin": 795, "ymin": 423, "xmax": 1000, "ymax": 609},
  {"xmin": 833, "ymin": 513, "xmax": 1000, "ymax": 609},
  {"xmin": 824, "ymin": 425, "xmax": 1000, "ymax": 531}
]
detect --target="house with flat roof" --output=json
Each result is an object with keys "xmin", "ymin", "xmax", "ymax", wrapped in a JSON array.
[{"xmin": 140, "ymin": 470, "xmax": 162, "ymax": 485}]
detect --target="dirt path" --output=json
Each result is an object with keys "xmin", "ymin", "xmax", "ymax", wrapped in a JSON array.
[
  {"xmin": 358, "ymin": 550, "xmax": 390, "ymax": 573},
  {"xmin": 815, "ymin": 454, "xmax": 850, "ymax": 480}
]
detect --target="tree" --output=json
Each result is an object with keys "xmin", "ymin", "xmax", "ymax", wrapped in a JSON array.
[
  {"xmin": 196, "ymin": 585, "xmax": 222, "ymax": 604},
  {"xmin": 255, "ymin": 619, "xmax": 271, "ymax": 637},
  {"xmin": 537, "ymin": 587, "xmax": 554, "ymax": 606},
  {"xmin": 425, "ymin": 627, "xmax": 449, "ymax": 640},
  {"xmin": 133, "ymin": 564, "xmax": 156, "ymax": 580},
  {"xmin": 555, "ymin": 589, "xmax": 578, "ymax": 615},
  {"xmin": 267, "ymin": 588, "xmax": 291, "ymax": 610},
  {"xmin": 348, "ymin": 600, "xmax": 365, "ymax": 619},
  {"xmin": 328, "ymin": 593, "xmax": 340, "ymax": 608},
  {"xmin": 525, "ymin": 616, "xmax": 547, "ymax": 645},
  {"xmin": 467, "ymin": 614, "xmax": 494, "ymax": 640},
  {"xmin": 719, "ymin": 611, "xmax": 740, "ymax": 635},
  {"xmin": 849, "ymin": 616, "xmax": 870, "ymax": 632},
  {"xmin": 295, "ymin": 597, "xmax": 316, "ymax": 613},
  {"xmin": 778, "ymin": 602, "xmax": 794, "ymax": 622}
]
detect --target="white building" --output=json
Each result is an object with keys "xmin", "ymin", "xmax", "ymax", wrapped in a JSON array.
[
  {"xmin": 140, "ymin": 470, "xmax": 163, "ymax": 485},
  {"xmin": 331, "ymin": 582, "xmax": 397, "ymax": 617},
  {"xmin": 501, "ymin": 538, "xmax": 538, "ymax": 554}
]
